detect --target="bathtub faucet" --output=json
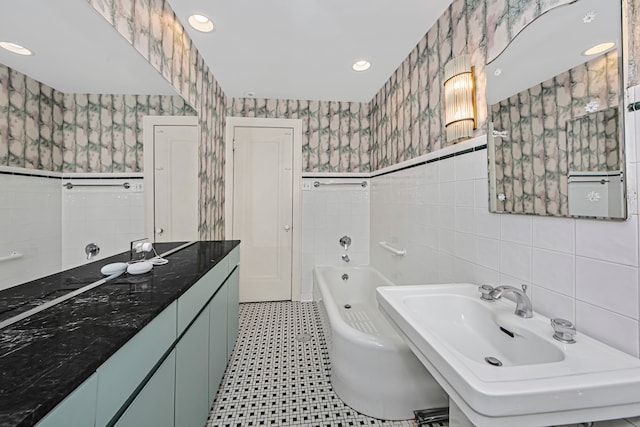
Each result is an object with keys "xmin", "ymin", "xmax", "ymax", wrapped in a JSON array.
[
  {"xmin": 341, "ymin": 254, "xmax": 350, "ymax": 263},
  {"xmin": 339, "ymin": 235, "xmax": 352, "ymax": 251},
  {"xmin": 489, "ymin": 285, "xmax": 533, "ymax": 318}
]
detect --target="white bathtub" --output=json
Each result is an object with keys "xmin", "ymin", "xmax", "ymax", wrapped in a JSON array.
[{"xmin": 313, "ymin": 266, "xmax": 447, "ymax": 420}]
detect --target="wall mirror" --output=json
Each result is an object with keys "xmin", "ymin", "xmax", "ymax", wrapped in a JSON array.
[
  {"xmin": 486, "ymin": 0, "xmax": 625, "ymax": 219},
  {"xmin": 0, "ymin": 0, "xmax": 192, "ymax": 287}
]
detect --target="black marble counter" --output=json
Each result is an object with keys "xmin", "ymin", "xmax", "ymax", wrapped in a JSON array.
[{"xmin": 0, "ymin": 240, "xmax": 240, "ymax": 427}]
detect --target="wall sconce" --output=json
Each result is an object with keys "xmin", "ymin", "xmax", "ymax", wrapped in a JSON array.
[{"xmin": 444, "ymin": 55, "xmax": 477, "ymax": 142}]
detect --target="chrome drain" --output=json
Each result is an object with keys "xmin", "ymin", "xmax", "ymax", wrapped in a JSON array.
[
  {"xmin": 344, "ymin": 304, "xmax": 352, "ymax": 309},
  {"xmin": 485, "ymin": 356, "xmax": 503, "ymax": 366},
  {"xmin": 296, "ymin": 333, "xmax": 312, "ymax": 342}
]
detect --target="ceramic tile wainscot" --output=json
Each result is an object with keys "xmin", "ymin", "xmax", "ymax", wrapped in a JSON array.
[{"xmin": 0, "ymin": 240, "xmax": 240, "ymax": 427}]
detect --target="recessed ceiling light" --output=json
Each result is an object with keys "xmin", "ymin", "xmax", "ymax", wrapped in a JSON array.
[
  {"xmin": 0, "ymin": 42, "xmax": 33, "ymax": 56},
  {"xmin": 352, "ymin": 60, "xmax": 371, "ymax": 72},
  {"xmin": 583, "ymin": 42, "xmax": 615, "ymax": 56},
  {"xmin": 188, "ymin": 14, "xmax": 215, "ymax": 32},
  {"xmin": 494, "ymin": 68, "xmax": 502, "ymax": 77}
]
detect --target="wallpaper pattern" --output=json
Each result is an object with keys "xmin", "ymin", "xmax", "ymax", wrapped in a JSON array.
[
  {"xmin": 0, "ymin": 66, "xmax": 63, "ymax": 171},
  {"xmin": 0, "ymin": 64, "xmax": 194, "ymax": 173},
  {"xmin": 87, "ymin": 0, "xmax": 227, "ymax": 239},
  {"xmin": 567, "ymin": 106, "xmax": 620, "ymax": 173},
  {"xmin": 369, "ymin": 0, "xmax": 577, "ymax": 170},
  {"xmin": 490, "ymin": 53, "xmax": 619, "ymax": 216},
  {"xmin": 228, "ymin": 98, "xmax": 371, "ymax": 172}
]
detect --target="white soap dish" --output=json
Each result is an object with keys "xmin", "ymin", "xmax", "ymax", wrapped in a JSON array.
[
  {"xmin": 100, "ymin": 262, "xmax": 128, "ymax": 276},
  {"xmin": 127, "ymin": 261, "xmax": 153, "ymax": 275}
]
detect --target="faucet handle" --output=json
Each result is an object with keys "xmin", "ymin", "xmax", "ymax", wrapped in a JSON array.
[
  {"xmin": 478, "ymin": 284, "xmax": 495, "ymax": 301},
  {"xmin": 521, "ymin": 284, "xmax": 528, "ymax": 294},
  {"xmin": 551, "ymin": 318, "xmax": 576, "ymax": 344}
]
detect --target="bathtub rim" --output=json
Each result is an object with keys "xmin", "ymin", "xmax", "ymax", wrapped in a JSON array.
[{"xmin": 313, "ymin": 265, "xmax": 406, "ymax": 349}]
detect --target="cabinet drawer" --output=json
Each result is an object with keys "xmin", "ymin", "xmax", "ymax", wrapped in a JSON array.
[
  {"xmin": 177, "ymin": 258, "xmax": 228, "ymax": 334},
  {"xmin": 36, "ymin": 374, "xmax": 98, "ymax": 427},
  {"xmin": 114, "ymin": 350, "xmax": 176, "ymax": 427},
  {"xmin": 227, "ymin": 246, "xmax": 240, "ymax": 268},
  {"xmin": 95, "ymin": 302, "xmax": 177, "ymax": 427}
]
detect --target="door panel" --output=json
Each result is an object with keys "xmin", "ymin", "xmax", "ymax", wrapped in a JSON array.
[
  {"xmin": 233, "ymin": 127, "xmax": 293, "ymax": 302},
  {"xmin": 153, "ymin": 125, "xmax": 198, "ymax": 242}
]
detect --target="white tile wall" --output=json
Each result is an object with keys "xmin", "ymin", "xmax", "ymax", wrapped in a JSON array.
[
  {"xmin": 369, "ymin": 129, "xmax": 640, "ymax": 365},
  {"xmin": 0, "ymin": 173, "xmax": 62, "ymax": 290},
  {"xmin": 300, "ymin": 178, "xmax": 370, "ymax": 301},
  {"xmin": 61, "ymin": 178, "xmax": 145, "ymax": 270}
]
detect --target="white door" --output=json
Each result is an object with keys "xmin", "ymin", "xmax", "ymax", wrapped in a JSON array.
[
  {"xmin": 153, "ymin": 125, "xmax": 199, "ymax": 242},
  {"xmin": 233, "ymin": 127, "xmax": 293, "ymax": 302}
]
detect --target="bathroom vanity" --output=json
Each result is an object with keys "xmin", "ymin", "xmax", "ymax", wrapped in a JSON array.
[{"xmin": 0, "ymin": 240, "xmax": 240, "ymax": 427}]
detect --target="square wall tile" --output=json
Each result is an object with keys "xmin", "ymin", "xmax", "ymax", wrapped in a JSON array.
[
  {"xmin": 500, "ymin": 242, "xmax": 532, "ymax": 283},
  {"xmin": 531, "ymin": 286, "xmax": 575, "ymax": 323},
  {"xmin": 474, "ymin": 208, "xmax": 501, "ymax": 239},
  {"xmin": 475, "ymin": 237, "xmax": 500, "ymax": 271},
  {"xmin": 454, "ymin": 180, "xmax": 475, "ymax": 207},
  {"xmin": 532, "ymin": 248, "xmax": 575, "ymax": 297},
  {"xmin": 576, "ymin": 301, "xmax": 639, "ymax": 357},
  {"xmin": 575, "ymin": 215, "xmax": 639, "ymax": 267},
  {"xmin": 575, "ymin": 257, "xmax": 639, "ymax": 319},
  {"xmin": 500, "ymin": 214, "xmax": 532, "ymax": 245},
  {"xmin": 532, "ymin": 216, "xmax": 575, "ymax": 254},
  {"xmin": 474, "ymin": 179, "xmax": 489, "ymax": 209}
]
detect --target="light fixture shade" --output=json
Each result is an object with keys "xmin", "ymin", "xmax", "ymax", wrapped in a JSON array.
[{"xmin": 444, "ymin": 55, "xmax": 477, "ymax": 142}]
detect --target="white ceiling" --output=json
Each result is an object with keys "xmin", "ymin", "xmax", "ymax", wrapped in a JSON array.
[
  {"xmin": 486, "ymin": 0, "xmax": 620, "ymax": 104},
  {"xmin": 0, "ymin": 0, "xmax": 177, "ymax": 95},
  {"xmin": 166, "ymin": 0, "xmax": 454, "ymax": 102},
  {"xmin": 0, "ymin": 0, "xmax": 453, "ymax": 102}
]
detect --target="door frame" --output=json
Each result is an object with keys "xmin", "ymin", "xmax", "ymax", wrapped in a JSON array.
[
  {"xmin": 225, "ymin": 117, "xmax": 303, "ymax": 302},
  {"xmin": 142, "ymin": 115, "xmax": 199, "ymax": 243}
]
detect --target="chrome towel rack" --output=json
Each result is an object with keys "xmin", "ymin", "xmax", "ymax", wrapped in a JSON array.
[
  {"xmin": 379, "ymin": 241, "xmax": 407, "ymax": 256},
  {"xmin": 64, "ymin": 182, "xmax": 131, "ymax": 190},
  {"xmin": 0, "ymin": 252, "xmax": 23, "ymax": 263},
  {"xmin": 313, "ymin": 181, "xmax": 367, "ymax": 188}
]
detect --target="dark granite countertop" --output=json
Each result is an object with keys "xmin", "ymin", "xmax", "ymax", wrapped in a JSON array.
[{"xmin": 0, "ymin": 240, "xmax": 240, "ymax": 427}]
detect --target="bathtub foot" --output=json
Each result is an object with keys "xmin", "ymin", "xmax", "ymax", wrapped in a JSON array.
[{"xmin": 414, "ymin": 407, "xmax": 449, "ymax": 425}]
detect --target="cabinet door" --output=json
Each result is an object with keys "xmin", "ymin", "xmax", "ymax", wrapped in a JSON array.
[
  {"xmin": 36, "ymin": 374, "xmax": 97, "ymax": 427},
  {"xmin": 209, "ymin": 284, "xmax": 228, "ymax": 404},
  {"xmin": 175, "ymin": 307, "xmax": 210, "ymax": 427},
  {"xmin": 96, "ymin": 302, "xmax": 177, "ymax": 427},
  {"xmin": 226, "ymin": 267, "xmax": 240, "ymax": 358},
  {"xmin": 115, "ymin": 350, "xmax": 176, "ymax": 427}
]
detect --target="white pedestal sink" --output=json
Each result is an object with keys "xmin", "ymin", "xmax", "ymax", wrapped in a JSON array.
[{"xmin": 376, "ymin": 283, "xmax": 640, "ymax": 427}]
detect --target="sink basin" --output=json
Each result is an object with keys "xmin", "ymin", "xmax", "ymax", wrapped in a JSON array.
[{"xmin": 377, "ymin": 283, "xmax": 640, "ymax": 426}]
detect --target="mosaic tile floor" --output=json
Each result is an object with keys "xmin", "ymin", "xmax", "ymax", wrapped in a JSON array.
[{"xmin": 206, "ymin": 301, "xmax": 447, "ymax": 427}]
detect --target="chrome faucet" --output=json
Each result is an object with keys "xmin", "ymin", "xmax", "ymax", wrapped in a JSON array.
[
  {"xmin": 339, "ymin": 236, "xmax": 352, "ymax": 251},
  {"xmin": 489, "ymin": 285, "xmax": 533, "ymax": 318},
  {"xmin": 341, "ymin": 254, "xmax": 350, "ymax": 263},
  {"xmin": 85, "ymin": 243, "xmax": 100, "ymax": 260}
]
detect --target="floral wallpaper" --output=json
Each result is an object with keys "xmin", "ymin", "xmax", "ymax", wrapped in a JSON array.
[
  {"xmin": 228, "ymin": 98, "xmax": 370, "ymax": 172},
  {"xmin": 567, "ymin": 106, "xmax": 620, "ymax": 173},
  {"xmin": 87, "ymin": 0, "xmax": 227, "ymax": 239},
  {"xmin": 490, "ymin": 52, "xmax": 619, "ymax": 216},
  {"xmin": 0, "ymin": 64, "xmax": 195, "ymax": 173},
  {"xmin": 0, "ymin": 66, "xmax": 63, "ymax": 171},
  {"xmin": 61, "ymin": 93, "xmax": 195, "ymax": 173},
  {"xmin": 370, "ymin": 0, "xmax": 582, "ymax": 170}
]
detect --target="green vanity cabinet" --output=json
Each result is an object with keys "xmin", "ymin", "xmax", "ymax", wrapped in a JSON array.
[
  {"xmin": 114, "ymin": 350, "xmax": 176, "ymax": 427},
  {"xmin": 175, "ymin": 307, "xmax": 211, "ymax": 427},
  {"xmin": 35, "ymin": 374, "xmax": 98, "ymax": 427},
  {"xmin": 96, "ymin": 301, "xmax": 178, "ymax": 426},
  {"xmin": 226, "ymin": 267, "xmax": 240, "ymax": 358},
  {"xmin": 178, "ymin": 257, "xmax": 228, "ymax": 335},
  {"xmin": 209, "ymin": 281, "xmax": 228, "ymax": 403},
  {"xmin": 36, "ymin": 244, "xmax": 240, "ymax": 427}
]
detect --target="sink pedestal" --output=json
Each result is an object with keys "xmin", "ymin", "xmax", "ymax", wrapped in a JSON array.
[{"xmin": 450, "ymin": 399, "xmax": 474, "ymax": 427}]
